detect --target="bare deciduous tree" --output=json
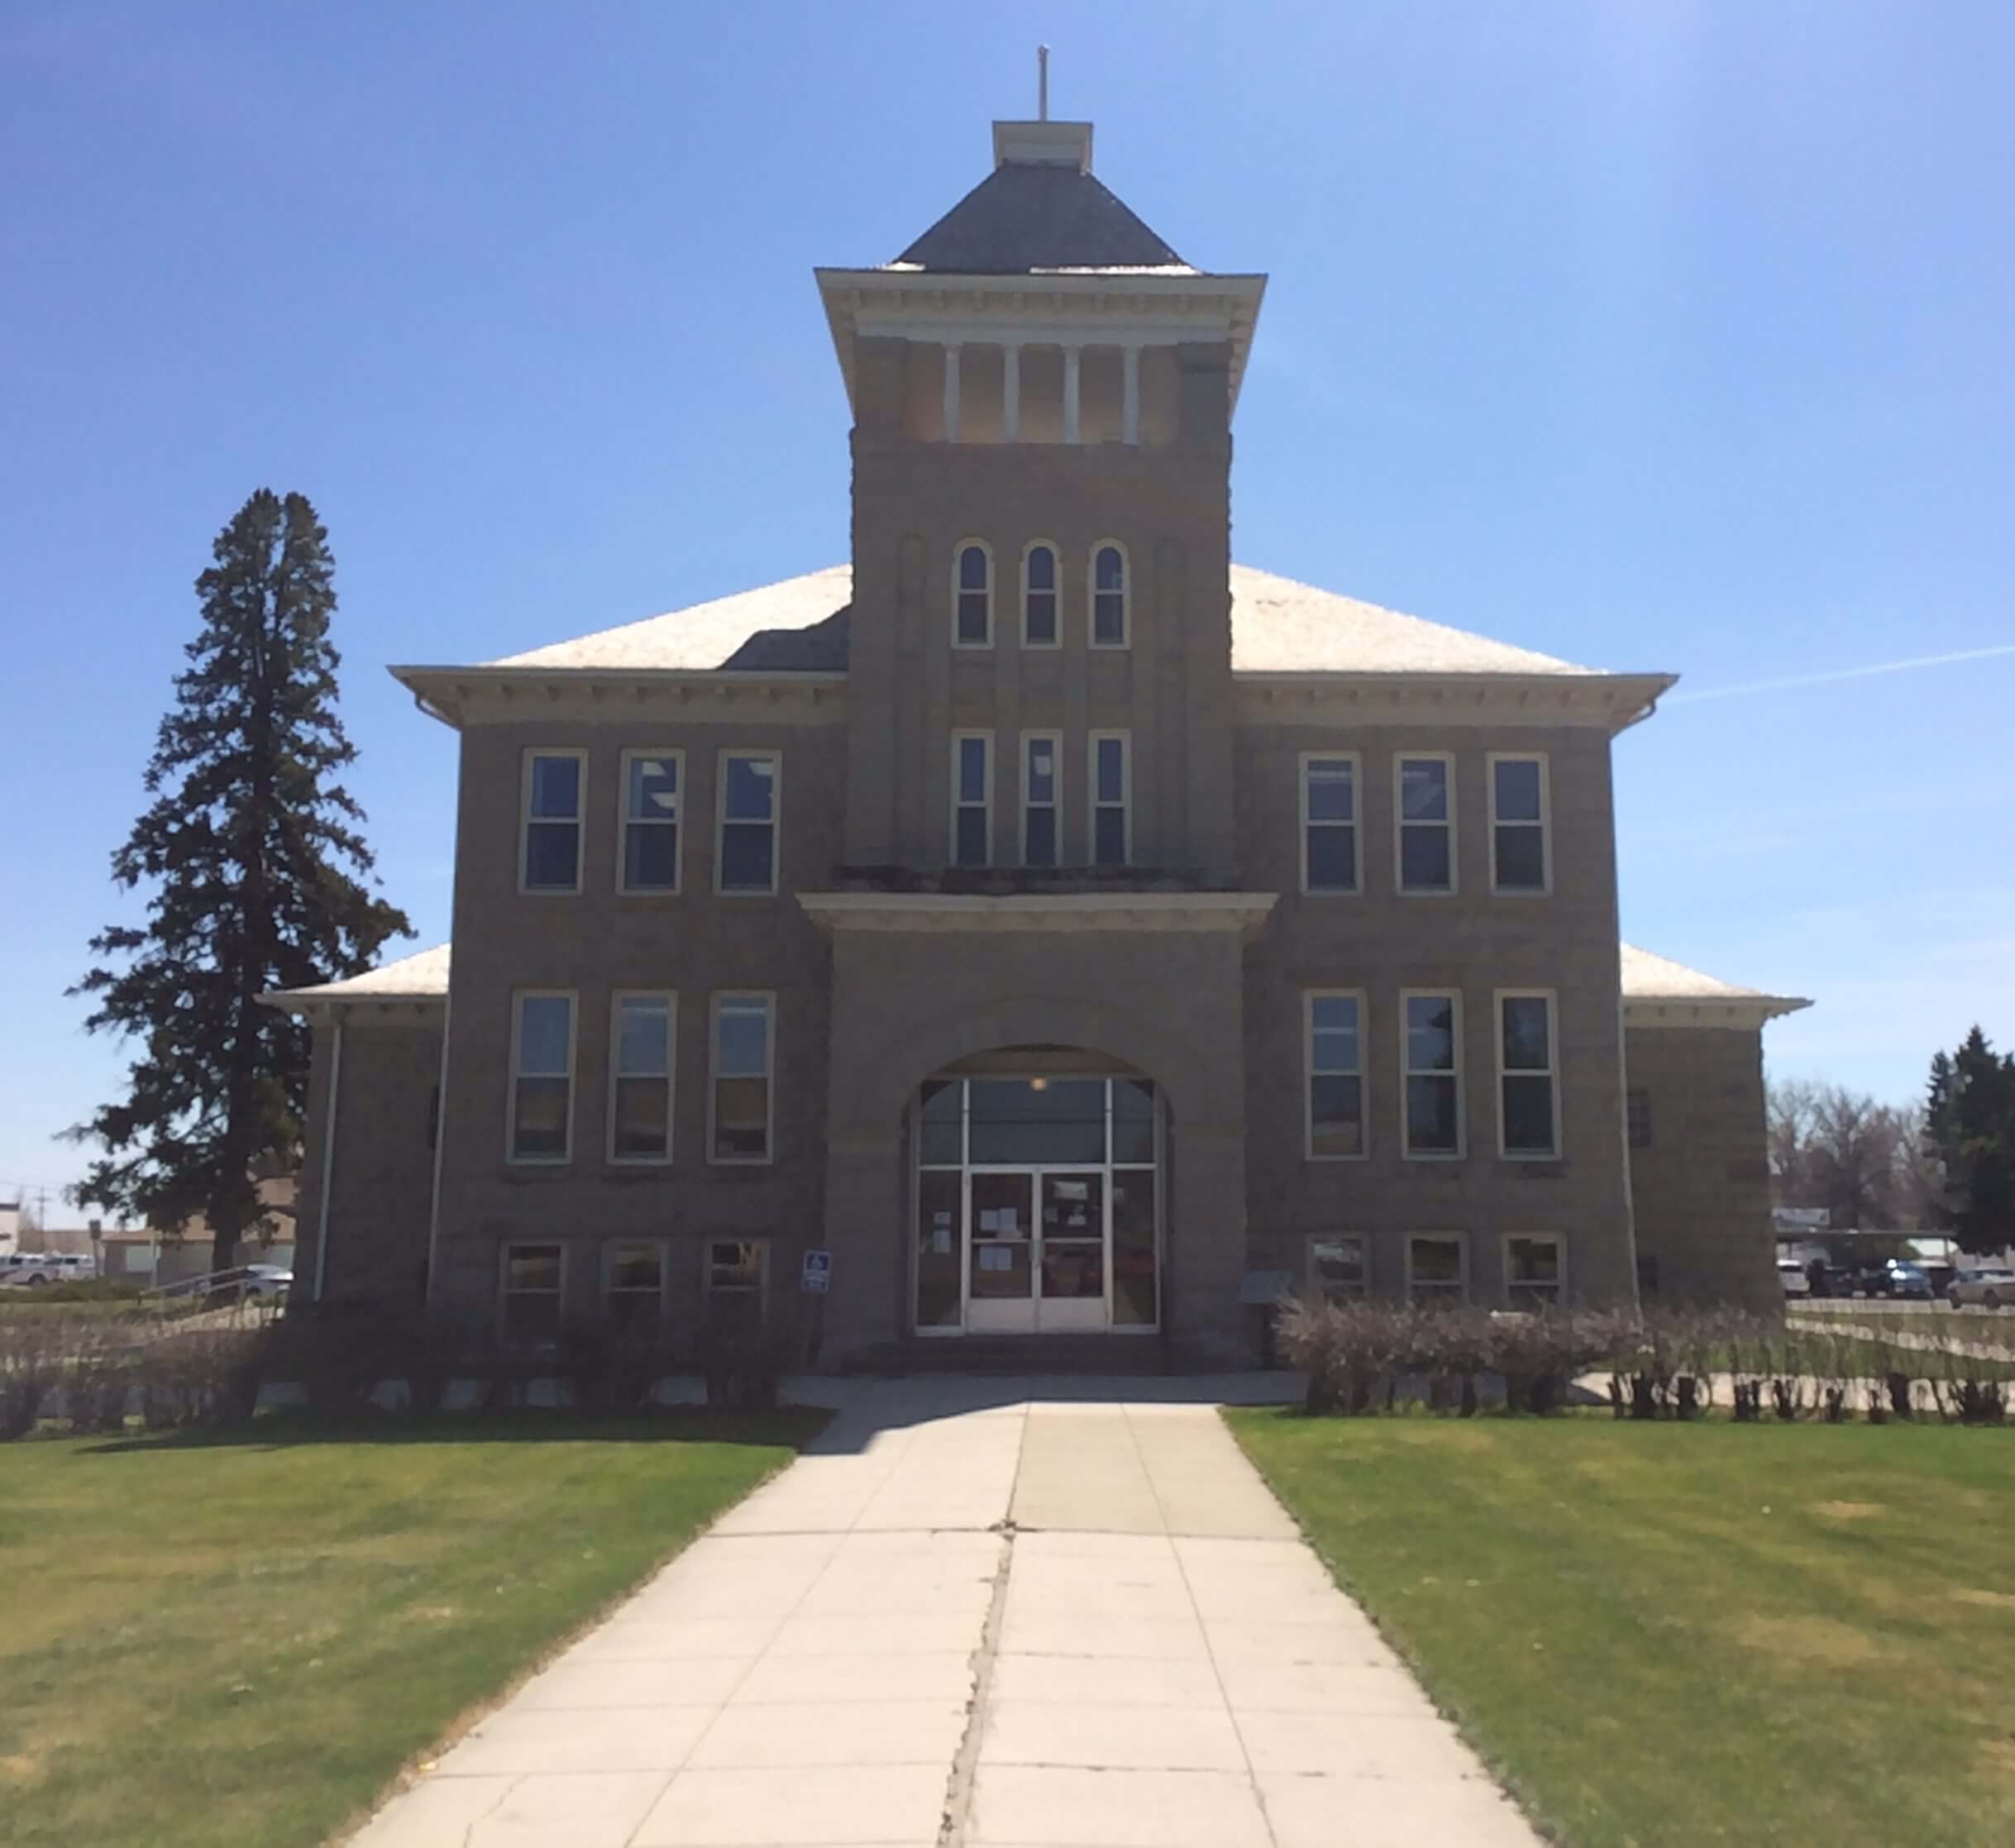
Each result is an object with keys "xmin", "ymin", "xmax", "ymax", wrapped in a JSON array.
[{"xmin": 1768, "ymin": 1078, "xmax": 1937, "ymax": 1230}]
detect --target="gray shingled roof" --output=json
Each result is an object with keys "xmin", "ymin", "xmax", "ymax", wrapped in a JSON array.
[
  {"xmin": 894, "ymin": 164, "xmax": 1190, "ymax": 275},
  {"xmin": 261, "ymin": 943, "xmax": 451, "ymax": 1007},
  {"xmin": 485, "ymin": 564, "xmax": 1599, "ymax": 678}
]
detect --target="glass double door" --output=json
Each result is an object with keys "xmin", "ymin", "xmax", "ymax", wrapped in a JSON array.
[{"xmin": 967, "ymin": 1169, "xmax": 1109, "ymax": 1333}]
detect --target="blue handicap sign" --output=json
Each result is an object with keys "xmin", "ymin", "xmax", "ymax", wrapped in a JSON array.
[{"xmin": 800, "ymin": 1249, "xmax": 833, "ymax": 1294}]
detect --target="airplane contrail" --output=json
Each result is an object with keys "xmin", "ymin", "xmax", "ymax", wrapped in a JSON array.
[{"xmin": 1666, "ymin": 643, "xmax": 2015, "ymax": 704}]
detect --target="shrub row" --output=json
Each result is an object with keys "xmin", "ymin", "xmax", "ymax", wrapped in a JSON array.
[
  {"xmin": 0, "ymin": 1314, "xmax": 266, "ymax": 1440},
  {"xmin": 1277, "ymin": 1297, "xmax": 2013, "ymax": 1424},
  {"xmin": 0, "ymin": 1299, "xmax": 801, "ymax": 1439},
  {"xmin": 266, "ymin": 1301, "xmax": 803, "ymax": 1416}
]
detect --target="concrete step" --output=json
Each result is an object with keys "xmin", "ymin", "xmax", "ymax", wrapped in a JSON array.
[{"xmin": 842, "ymin": 1334, "xmax": 1174, "ymax": 1376}]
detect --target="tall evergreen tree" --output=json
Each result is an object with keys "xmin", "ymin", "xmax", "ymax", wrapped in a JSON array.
[
  {"xmin": 1924, "ymin": 1027, "xmax": 2015, "ymax": 1256},
  {"xmin": 69, "ymin": 490, "xmax": 410, "ymax": 1273}
]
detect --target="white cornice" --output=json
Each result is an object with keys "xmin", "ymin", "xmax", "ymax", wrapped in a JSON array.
[
  {"xmin": 389, "ymin": 666, "xmax": 848, "ymax": 731},
  {"xmin": 260, "ymin": 994, "xmax": 446, "ymax": 1021},
  {"xmin": 814, "ymin": 267, "xmax": 1268, "ymax": 416},
  {"xmin": 1236, "ymin": 672, "xmax": 1675, "ymax": 736},
  {"xmin": 1624, "ymin": 997, "xmax": 1812, "ymax": 1029},
  {"xmin": 798, "ymin": 891, "xmax": 1279, "ymax": 934},
  {"xmin": 390, "ymin": 662, "xmax": 1669, "ymax": 735}
]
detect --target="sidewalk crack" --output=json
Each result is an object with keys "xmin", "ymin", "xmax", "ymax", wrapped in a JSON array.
[
  {"xmin": 938, "ymin": 1406, "xmax": 1026, "ymax": 1846},
  {"xmin": 460, "ymin": 1774, "xmax": 519, "ymax": 1848}
]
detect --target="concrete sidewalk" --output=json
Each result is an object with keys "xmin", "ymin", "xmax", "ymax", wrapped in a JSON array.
[{"xmin": 350, "ymin": 1377, "xmax": 1537, "ymax": 1847}]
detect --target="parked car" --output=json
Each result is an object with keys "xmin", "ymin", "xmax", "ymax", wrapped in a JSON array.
[
  {"xmin": 1855, "ymin": 1261, "xmax": 1934, "ymax": 1300},
  {"xmin": 197, "ymin": 1263, "xmax": 292, "ymax": 1306},
  {"xmin": 1777, "ymin": 1258, "xmax": 1812, "ymax": 1297},
  {"xmin": 1948, "ymin": 1268, "xmax": 2015, "ymax": 1309},
  {"xmin": 0, "ymin": 1252, "xmax": 98, "ymax": 1287}
]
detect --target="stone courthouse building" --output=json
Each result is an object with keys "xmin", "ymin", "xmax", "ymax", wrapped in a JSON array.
[{"xmin": 269, "ymin": 114, "xmax": 1807, "ymax": 1365}]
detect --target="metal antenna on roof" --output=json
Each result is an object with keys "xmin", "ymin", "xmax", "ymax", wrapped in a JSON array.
[{"xmin": 1038, "ymin": 45, "xmax": 1049, "ymax": 121}]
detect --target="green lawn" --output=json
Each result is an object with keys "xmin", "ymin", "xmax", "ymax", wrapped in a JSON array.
[
  {"xmin": 0, "ymin": 1411, "xmax": 823, "ymax": 1848},
  {"xmin": 1228, "ymin": 1411, "xmax": 2015, "ymax": 1848}
]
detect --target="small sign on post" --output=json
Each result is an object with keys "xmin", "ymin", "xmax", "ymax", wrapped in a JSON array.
[{"xmin": 799, "ymin": 1249, "xmax": 832, "ymax": 1371}]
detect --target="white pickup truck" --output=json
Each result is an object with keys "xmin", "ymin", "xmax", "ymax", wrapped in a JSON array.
[{"xmin": 0, "ymin": 1252, "xmax": 98, "ymax": 1287}]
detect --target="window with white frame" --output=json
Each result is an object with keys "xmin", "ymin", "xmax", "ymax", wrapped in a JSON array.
[
  {"xmin": 1401, "ymin": 991, "xmax": 1463, "ymax": 1157},
  {"xmin": 618, "ymin": 750, "xmax": 681, "ymax": 893},
  {"xmin": 1301, "ymin": 755, "xmax": 1359, "ymax": 894},
  {"xmin": 604, "ymin": 1241, "xmax": 665, "ymax": 1335},
  {"xmin": 716, "ymin": 751, "xmax": 779, "ymax": 894},
  {"xmin": 1406, "ymin": 1233, "xmax": 1468, "ymax": 1304},
  {"xmin": 1490, "ymin": 755, "xmax": 1549, "ymax": 893},
  {"xmin": 710, "ymin": 994, "xmax": 773, "ymax": 1163},
  {"xmin": 509, "ymin": 992, "xmax": 575, "ymax": 1163},
  {"xmin": 499, "ymin": 1243, "xmax": 563, "ymax": 1342},
  {"xmin": 954, "ymin": 542, "xmax": 992, "ymax": 647},
  {"xmin": 1497, "ymin": 991, "xmax": 1559, "ymax": 1158},
  {"xmin": 705, "ymin": 1238, "xmax": 767, "ymax": 1299},
  {"xmin": 951, "ymin": 732, "xmax": 991, "ymax": 867},
  {"xmin": 1505, "ymin": 1234, "xmax": 1565, "ymax": 1309},
  {"xmin": 1307, "ymin": 1235, "xmax": 1368, "ymax": 1302},
  {"xmin": 521, "ymin": 751, "xmax": 584, "ymax": 893},
  {"xmin": 1306, "ymin": 991, "xmax": 1366, "ymax": 1158},
  {"xmin": 609, "ymin": 992, "xmax": 675, "ymax": 1162},
  {"xmin": 1022, "ymin": 733, "xmax": 1060, "ymax": 867},
  {"xmin": 1396, "ymin": 755, "xmax": 1454, "ymax": 894},
  {"xmin": 1023, "ymin": 542, "xmax": 1059, "ymax": 646},
  {"xmin": 1089, "ymin": 733, "xmax": 1129, "ymax": 867},
  {"xmin": 1091, "ymin": 542, "xmax": 1129, "ymax": 647}
]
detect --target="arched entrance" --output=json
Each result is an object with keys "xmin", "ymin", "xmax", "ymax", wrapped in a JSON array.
[{"xmin": 910, "ymin": 1053, "xmax": 1163, "ymax": 1337}]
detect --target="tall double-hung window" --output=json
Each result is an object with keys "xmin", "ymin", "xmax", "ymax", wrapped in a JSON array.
[
  {"xmin": 609, "ymin": 992, "xmax": 675, "ymax": 1163},
  {"xmin": 951, "ymin": 733, "xmax": 992, "ymax": 867},
  {"xmin": 1306, "ymin": 991, "xmax": 1366, "ymax": 1158},
  {"xmin": 1401, "ymin": 990, "xmax": 1463, "ymax": 1158},
  {"xmin": 1489, "ymin": 754, "xmax": 1550, "ymax": 893},
  {"xmin": 1089, "ymin": 733, "xmax": 1129, "ymax": 867},
  {"xmin": 1396, "ymin": 754, "xmax": 1455, "ymax": 894},
  {"xmin": 618, "ymin": 750, "xmax": 680, "ymax": 892},
  {"xmin": 1022, "ymin": 733, "xmax": 1061, "ymax": 867},
  {"xmin": 709, "ymin": 994, "xmax": 774, "ymax": 1163},
  {"xmin": 1497, "ymin": 991, "xmax": 1560, "ymax": 1158},
  {"xmin": 509, "ymin": 991, "xmax": 575, "ymax": 1163},
  {"xmin": 716, "ymin": 751, "xmax": 779, "ymax": 894},
  {"xmin": 521, "ymin": 751, "xmax": 584, "ymax": 893},
  {"xmin": 1301, "ymin": 754, "xmax": 1359, "ymax": 893}
]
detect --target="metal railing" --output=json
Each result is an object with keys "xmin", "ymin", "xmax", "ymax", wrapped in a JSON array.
[{"xmin": 140, "ymin": 1267, "xmax": 292, "ymax": 1312}]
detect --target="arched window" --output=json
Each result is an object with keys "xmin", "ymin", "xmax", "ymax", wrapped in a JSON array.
[
  {"xmin": 1091, "ymin": 542, "xmax": 1129, "ymax": 647},
  {"xmin": 954, "ymin": 542, "xmax": 992, "ymax": 647},
  {"xmin": 1023, "ymin": 543, "xmax": 1058, "ymax": 647}
]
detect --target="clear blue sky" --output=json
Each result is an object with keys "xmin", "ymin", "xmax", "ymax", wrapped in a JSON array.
[{"xmin": 4, "ymin": 1, "xmax": 2012, "ymax": 1219}]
